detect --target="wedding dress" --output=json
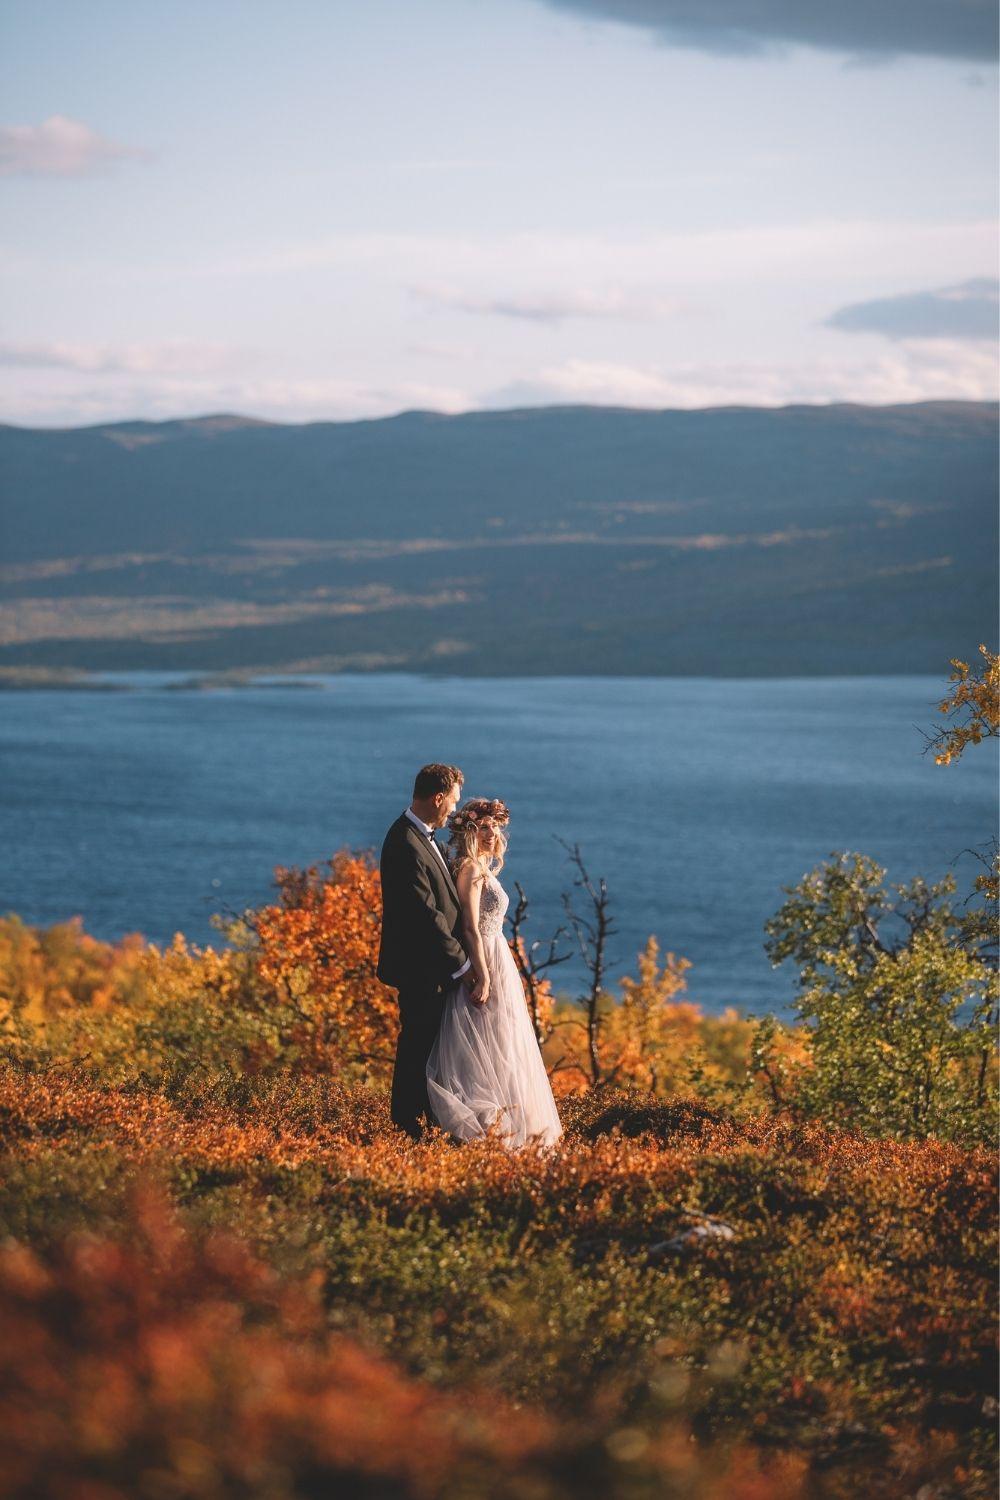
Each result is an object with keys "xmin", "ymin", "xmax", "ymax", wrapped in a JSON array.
[{"xmin": 426, "ymin": 871, "xmax": 563, "ymax": 1149}]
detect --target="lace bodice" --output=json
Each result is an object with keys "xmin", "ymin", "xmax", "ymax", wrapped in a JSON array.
[{"xmin": 477, "ymin": 873, "xmax": 509, "ymax": 939}]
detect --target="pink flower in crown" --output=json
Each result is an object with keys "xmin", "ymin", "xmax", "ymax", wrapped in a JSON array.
[{"xmin": 447, "ymin": 796, "xmax": 511, "ymax": 835}]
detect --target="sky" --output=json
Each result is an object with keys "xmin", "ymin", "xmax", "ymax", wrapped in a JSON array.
[{"xmin": 0, "ymin": 0, "xmax": 997, "ymax": 427}]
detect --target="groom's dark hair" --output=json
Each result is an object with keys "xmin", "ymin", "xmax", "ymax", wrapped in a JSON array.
[{"xmin": 413, "ymin": 763, "xmax": 463, "ymax": 799}]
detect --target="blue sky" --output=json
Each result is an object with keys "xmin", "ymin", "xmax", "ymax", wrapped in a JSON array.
[{"xmin": 1, "ymin": 0, "xmax": 997, "ymax": 426}]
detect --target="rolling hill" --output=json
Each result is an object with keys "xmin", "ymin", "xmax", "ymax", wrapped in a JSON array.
[{"xmin": 0, "ymin": 400, "xmax": 995, "ymax": 676}]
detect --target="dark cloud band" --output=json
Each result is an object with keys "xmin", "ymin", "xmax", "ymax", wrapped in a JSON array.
[
  {"xmin": 539, "ymin": 0, "xmax": 998, "ymax": 63},
  {"xmin": 826, "ymin": 279, "xmax": 999, "ymax": 341}
]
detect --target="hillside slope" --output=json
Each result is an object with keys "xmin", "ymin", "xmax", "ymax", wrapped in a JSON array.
[{"xmin": 0, "ymin": 400, "xmax": 995, "ymax": 675}]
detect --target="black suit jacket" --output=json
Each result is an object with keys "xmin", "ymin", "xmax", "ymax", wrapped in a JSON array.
[{"xmin": 376, "ymin": 813, "xmax": 469, "ymax": 991}]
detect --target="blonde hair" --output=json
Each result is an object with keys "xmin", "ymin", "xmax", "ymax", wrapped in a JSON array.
[{"xmin": 446, "ymin": 798, "xmax": 509, "ymax": 879}]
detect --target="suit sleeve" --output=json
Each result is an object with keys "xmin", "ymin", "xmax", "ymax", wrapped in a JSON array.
[{"xmin": 385, "ymin": 836, "xmax": 469, "ymax": 981}]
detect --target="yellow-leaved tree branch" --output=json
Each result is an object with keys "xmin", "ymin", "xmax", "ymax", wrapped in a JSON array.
[{"xmin": 921, "ymin": 643, "xmax": 999, "ymax": 766}]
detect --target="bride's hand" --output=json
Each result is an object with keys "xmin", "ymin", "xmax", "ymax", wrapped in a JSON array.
[{"xmin": 467, "ymin": 973, "xmax": 490, "ymax": 1006}]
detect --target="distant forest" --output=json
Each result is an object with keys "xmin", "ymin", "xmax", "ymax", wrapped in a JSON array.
[{"xmin": 1, "ymin": 399, "xmax": 996, "ymax": 676}]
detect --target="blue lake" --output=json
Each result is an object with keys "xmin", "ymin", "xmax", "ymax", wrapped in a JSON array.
[{"xmin": 1, "ymin": 673, "xmax": 995, "ymax": 1016}]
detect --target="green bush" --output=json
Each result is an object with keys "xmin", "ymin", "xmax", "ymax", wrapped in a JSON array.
[{"xmin": 759, "ymin": 852, "xmax": 998, "ymax": 1143}]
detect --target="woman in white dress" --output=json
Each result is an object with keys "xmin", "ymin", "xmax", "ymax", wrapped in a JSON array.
[{"xmin": 426, "ymin": 798, "xmax": 563, "ymax": 1150}]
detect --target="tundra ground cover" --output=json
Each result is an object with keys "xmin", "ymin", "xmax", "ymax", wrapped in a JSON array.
[
  {"xmin": 1, "ymin": 1056, "xmax": 996, "ymax": 1497},
  {"xmin": 0, "ymin": 828, "xmax": 996, "ymax": 1498}
]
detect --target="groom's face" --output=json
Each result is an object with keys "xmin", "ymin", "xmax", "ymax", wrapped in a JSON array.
[{"xmin": 432, "ymin": 783, "xmax": 462, "ymax": 828}]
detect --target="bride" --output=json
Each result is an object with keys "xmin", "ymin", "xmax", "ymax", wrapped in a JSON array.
[{"xmin": 426, "ymin": 798, "xmax": 563, "ymax": 1150}]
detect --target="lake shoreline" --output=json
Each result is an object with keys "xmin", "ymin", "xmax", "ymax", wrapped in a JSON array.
[{"xmin": 0, "ymin": 665, "xmax": 956, "ymax": 690}]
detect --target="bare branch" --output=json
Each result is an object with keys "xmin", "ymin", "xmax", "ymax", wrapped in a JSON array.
[
  {"xmin": 555, "ymin": 838, "xmax": 618, "ymax": 1087},
  {"xmin": 505, "ymin": 878, "xmax": 570, "ymax": 1046}
]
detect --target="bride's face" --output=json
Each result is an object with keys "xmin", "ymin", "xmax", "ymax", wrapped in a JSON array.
[{"xmin": 477, "ymin": 818, "xmax": 499, "ymax": 855}]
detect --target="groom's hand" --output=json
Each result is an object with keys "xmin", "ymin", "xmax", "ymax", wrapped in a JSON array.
[{"xmin": 468, "ymin": 974, "xmax": 489, "ymax": 1006}]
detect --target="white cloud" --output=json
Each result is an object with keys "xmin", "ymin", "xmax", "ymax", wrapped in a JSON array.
[
  {"xmin": 10, "ymin": 225, "xmax": 994, "ymax": 346},
  {"xmin": 0, "ymin": 373, "xmax": 473, "ymax": 428},
  {"xmin": 217, "ymin": 377, "xmax": 472, "ymax": 421},
  {"xmin": 3, "ymin": 339, "xmax": 995, "ymax": 429},
  {"xmin": 484, "ymin": 342, "xmax": 999, "ymax": 410},
  {"xmin": 122, "ymin": 220, "xmax": 997, "ymax": 308},
  {"xmin": 0, "ymin": 115, "xmax": 152, "ymax": 178},
  {"xmin": 410, "ymin": 282, "xmax": 682, "ymax": 324},
  {"xmin": 0, "ymin": 340, "xmax": 251, "ymax": 375},
  {"xmin": 405, "ymin": 339, "xmax": 480, "ymax": 362}
]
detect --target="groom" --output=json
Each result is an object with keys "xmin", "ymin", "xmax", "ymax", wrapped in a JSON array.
[{"xmin": 377, "ymin": 763, "xmax": 483, "ymax": 1141}]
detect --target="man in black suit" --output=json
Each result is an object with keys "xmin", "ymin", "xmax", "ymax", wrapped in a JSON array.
[{"xmin": 377, "ymin": 763, "xmax": 482, "ymax": 1140}]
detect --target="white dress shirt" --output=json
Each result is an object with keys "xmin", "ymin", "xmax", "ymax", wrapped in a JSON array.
[{"xmin": 404, "ymin": 806, "xmax": 471, "ymax": 980}]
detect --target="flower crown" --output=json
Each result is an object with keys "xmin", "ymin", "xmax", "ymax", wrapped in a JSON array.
[{"xmin": 447, "ymin": 797, "xmax": 511, "ymax": 835}]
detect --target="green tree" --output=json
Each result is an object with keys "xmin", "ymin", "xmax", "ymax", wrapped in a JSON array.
[{"xmin": 760, "ymin": 852, "xmax": 997, "ymax": 1143}]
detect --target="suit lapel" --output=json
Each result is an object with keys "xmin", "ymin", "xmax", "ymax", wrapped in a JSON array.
[
  {"xmin": 403, "ymin": 818, "xmax": 460, "ymax": 906},
  {"xmin": 427, "ymin": 835, "xmax": 460, "ymax": 905}
]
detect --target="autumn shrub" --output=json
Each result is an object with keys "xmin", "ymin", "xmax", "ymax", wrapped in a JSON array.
[
  {"xmin": 539, "ymin": 936, "xmax": 758, "ymax": 1104},
  {"xmin": 0, "ymin": 913, "xmax": 147, "ymax": 1058},
  {"xmin": 1, "ymin": 928, "xmax": 310, "ymax": 1102},
  {"xmin": 246, "ymin": 851, "xmax": 399, "ymax": 1080}
]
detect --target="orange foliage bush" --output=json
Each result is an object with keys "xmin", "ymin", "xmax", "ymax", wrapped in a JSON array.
[
  {"xmin": 0, "ymin": 914, "xmax": 146, "ymax": 1026},
  {"xmin": 251, "ymin": 852, "xmax": 398, "ymax": 1077},
  {"xmin": 0, "ymin": 1186, "xmax": 562, "ymax": 1500}
]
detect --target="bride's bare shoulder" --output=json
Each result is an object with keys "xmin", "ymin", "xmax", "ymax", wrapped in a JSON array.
[{"xmin": 452, "ymin": 855, "xmax": 487, "ymax": 890}]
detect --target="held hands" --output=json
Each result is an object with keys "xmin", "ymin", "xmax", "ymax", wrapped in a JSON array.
[{"xmin": 465, "ymin": 972, "xmax": 491, "ymax": 1007}]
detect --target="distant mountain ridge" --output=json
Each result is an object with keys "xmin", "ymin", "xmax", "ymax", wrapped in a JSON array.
[{"xmin": 0, "ymin": 399, "xmax": 996, "ymax": 676}]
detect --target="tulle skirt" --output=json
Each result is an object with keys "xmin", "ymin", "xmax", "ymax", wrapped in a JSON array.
[{"xmin": 426, "ymin": 930, "xmax": 563, "ymax": 1150}]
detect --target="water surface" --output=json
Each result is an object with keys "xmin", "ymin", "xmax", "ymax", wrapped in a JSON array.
[{"xmin": 1, "ymin": 673, "xmax": 994, "ymax": 1015}]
